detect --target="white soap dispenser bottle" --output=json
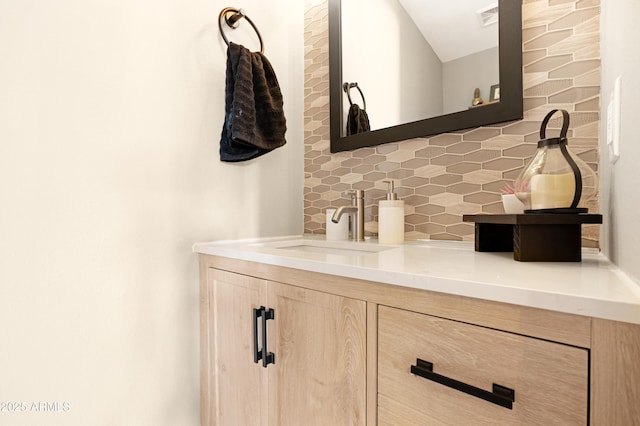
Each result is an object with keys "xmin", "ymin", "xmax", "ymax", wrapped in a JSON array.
[{"xmin": 378, "ymin": 180, "xmax": 405, "ymax": 244}]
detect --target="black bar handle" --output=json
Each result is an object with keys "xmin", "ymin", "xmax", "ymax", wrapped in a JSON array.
[
  {"xmin": 261, "ymin": 308, "xmax": 275, "ymax": 367},
  {"xmin": 410, "ymin": 359, "xmax": 515, "ymax": 409},
  {"xmin": 253, "ymin": 307, "xmax": 264, "ymax": 364}
]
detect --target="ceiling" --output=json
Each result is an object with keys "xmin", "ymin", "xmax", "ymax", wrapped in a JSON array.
[{"xmin": 398, "ymin": 0, "xmax": 499, "ymax": 63}]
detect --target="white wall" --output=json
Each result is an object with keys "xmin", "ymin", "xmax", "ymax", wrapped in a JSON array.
[
  {"xmin": 0, "ymin": 0, "xmax": 303, "ymax": 424},
  {"xmin": 600, "ymin": 0, "xmax": 640, "ymax": 284}
]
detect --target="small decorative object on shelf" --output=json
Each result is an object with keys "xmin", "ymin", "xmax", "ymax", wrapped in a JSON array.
[
  {"xmin": 514, "ymin": 109, "xmax": 597, "ymax": 213},
  {"xmin": 472, "ymin": 87, "xmax": 483, "ymax": 106},
  {"xmin": 501, "ymin": 182, "xmax": 525, "ymax": 214}
]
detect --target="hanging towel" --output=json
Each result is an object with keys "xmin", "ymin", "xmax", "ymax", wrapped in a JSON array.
[
  {"xmin": 220, "ymin": 42, "xmax": 287, "ymax": 162},
  {"xmin": 346, "ymin": 103, "xmax": 370, "ymax": 136}
]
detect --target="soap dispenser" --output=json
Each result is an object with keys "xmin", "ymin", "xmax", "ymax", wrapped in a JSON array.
[{"xmin": 378, "ymin": 180, "xmax": 405, "ymax": 244}]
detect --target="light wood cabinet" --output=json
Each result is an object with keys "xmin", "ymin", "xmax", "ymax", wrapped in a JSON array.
[
  {"xmin": 378, "ymin": 305, "xmax": 589, "ymax": 425},
  {"xmin": 201, "ymin": 269, "xmax": 268, "ymax": 426},
  {"xmin": 199, "ymin": 254, "xmax": 640, "ymax": 425},
  {"xmin": 201, "ymin": 268, "xmax": 366, "ymax": 426}
]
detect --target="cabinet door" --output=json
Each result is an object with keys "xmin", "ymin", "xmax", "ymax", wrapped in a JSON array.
[
  {"xmin": 267, "ymin": 282, "xmax": 367, "ymax": 426},
  {"xmin": 378, "ymin": 305, "xmax": 589, "ymax": 425},
  {"xmin": 204, "ymin": 269, "xmax": 268, "ymax": 426}
]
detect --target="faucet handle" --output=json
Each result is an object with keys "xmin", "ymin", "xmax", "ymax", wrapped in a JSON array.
[{"xmin": 343, "ymin": 189, "xmax": 364, "ymax": 200}]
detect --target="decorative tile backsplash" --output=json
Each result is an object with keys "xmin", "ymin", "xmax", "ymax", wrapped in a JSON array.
[{"xmin": 304, "ymin": 0, "xmax": 600, "ymax": 247}]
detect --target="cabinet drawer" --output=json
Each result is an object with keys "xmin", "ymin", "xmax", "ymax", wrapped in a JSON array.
[{"xmin": 378, "ymin": 305, "xmax": 588, "ymax": 425}]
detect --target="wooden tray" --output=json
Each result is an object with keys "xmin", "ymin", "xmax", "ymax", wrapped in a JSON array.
[{"xmin": 462, "ymin": 214, "xmax": 603, "ymax": 262}]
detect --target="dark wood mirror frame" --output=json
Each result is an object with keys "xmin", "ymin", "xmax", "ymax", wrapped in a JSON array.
[{"xmin": 329, "ymin": 0, "xmax": 523, "ymax": 153}]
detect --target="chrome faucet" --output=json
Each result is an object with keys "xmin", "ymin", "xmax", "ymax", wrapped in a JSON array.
[{"xmin": 331, "ymin": 189, "xmax": 365, "ymax": 241}]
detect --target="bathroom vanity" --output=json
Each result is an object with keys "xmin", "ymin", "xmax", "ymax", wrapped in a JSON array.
[{"xmin": 194, "ymin": 236, "xmax": 640, "ymax": 425}]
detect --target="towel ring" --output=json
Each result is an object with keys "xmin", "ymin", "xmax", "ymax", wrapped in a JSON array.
[
  {"xmin": 343, "ymin": 82, "xmax": 366, "ymax": 111},
  {"xmin": 218, "ymin": 7, "xmax": 264, "ymax": 54}
]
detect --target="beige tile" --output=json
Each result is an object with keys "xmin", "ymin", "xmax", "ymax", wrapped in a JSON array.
[
  {"xmin": 577, "ymin": 0, "xmax": 599, "ymax": 8},
  {"xmin": 431, "ymin": 213, "xmax": 460, "ymax": 225},
  {"xmin": 341, "ymin": 172, "xmax": 364, "ymax": 184},
  {"xmin": 573, "ymin": 121, "xmax": 599, "ymax": 138},
  {"xmin": 464, "ymin": 192, "xmax": 502, "ymax": 204},
  {"xmin": 503, "ymin": 143, "xmax": 537, "ymax": 158},
  {"xmin": 387, "ymin": 169, "xmax": 415, "ymax": 180},
  {"xmin": 429, "ymin": 134, "xmax": 463, "ymax": 146},
  {"xmin": 403, "ymin": 195, "xmax": 430, "ymax": 208},
  {"xmin": 549, "ymin": 60, "xmax": 600, "ymax": 78},
  {"xmin": 447, "ymin": 162, "xmax": 482, "ymax": 174},
  {"xmin": 549, "ymin": 87, "xmax": 600, "ymax": 103},
  {"xmin": 464, "ymin": 150, "xmax": 501, "ymax": 163},
  {"xmin": 431, "ymin": 154, "xmax": 463, "ymax": 166},
  {"xmin": 525, "ymin": 54, "xmax": 573, "ymax": 73},
  {"xmin": 363, "ymin": 171, "xmax": 385, "ymax": 182},
  {"xmin": 525, "ymin": 2, "xmax": 574, "ymax": 28},
  {"xmin": 353, "ymin": 180, "xmax": 375, "ymax": 191},
  {"xmin": 523, "ymin": 25, "xmax": 547, "ymax": 43},
  {"xmin": 523, "ymin": 49, "xmax": 548, "ymax": 66},
  {"xmin": 376, "ymin": 144, "xmax": 398, "ymax": 154},
  {"xmin": 548, "ymin": 33, "xmax": 600, "ymax": 59},
  {"xmin": 352, "ymin": 148, "xmax": 376, "ymax": 158},
  {"xmin": 462, "ymin": 128, "xmax": 502, "ymax": 141},
  {"xmin": 482, "ymin": 135, "xmax": 524, "ymax": 150},
  {"xmin": 483, "ymin": 158, "xmax": 525, "ymax": 171},
  {"xmin": 575, "ymin": 68, "xmax": 601, "ymax": 87},
  {"xmin": 431, "ymin": 174, "xmax": 463, "ymax": 186},
  {"xmin": 401, "ymin": 158, "xmax": 430, "ymax": 169},
  {"xmin": 524, "ymin": 79, "xmax": 573, "ymax": 97},
  {"xmin": 414, "ymin": 223, "xmax": 446, "ymax": 235},
  {"xmin": 415, "ymin": 185, "xmax": 446, "ymax": 197},
  {"xmin": 331, "ymin": 182, "xmax": 350, "ymax": 193},
  {"xmin": 431, "ymin": 233, "xmax": 464, "ymax": 242},
  {"xmin": 385, "ymin": 149, "xmax": 417, "ymax": 163},
  {"xmin": 483, "ymin": 180, "xmax": 512, "ymax": 193},
  {"xmin": 524, "ymin": 30, "xmax": 573, "ymax": 50},
  {"xmin": 340, "ymin": 157, "xmax": 361, "ymax": 168},
  {"xmin": 415, "ymin": 204, "xmax": 446, "ymax": 215},
  {"xmin": 321, "ymin": 176, "xmax": 340, "ymax": 185},
  {"xmin": 446, "ymin": 223, "xmax": 474, "ymax": 237},
  {"xmin": 548, "ymin": 7, "xmax": 600, "ymax": 31},
  {"xmin": 446, "ymin": 142, "xmax": 482, "ymax": 154},
  {"xmin": 415, "ymin": 146, "xmax": 446, "ymax": 158},
  {"xmin": 448, "ymin": 182, "xmax": 481, "ymax": 195},
  {"xmin": 405, "ymin": 214, "xmax": 429, "ymax": 225},
  {"xmin": 402, "ymin": 176, "xmax": 430, "ymax": 188},
  {"xmin": 463, "ymin": 169, "xmax": 503, "ymax": 185},
  {"xmin": 503, "ymin": 121, "xmax": 542, "ymax": 135},
  {"xmin": 376, "ymin": 161, "xmax": 401, "ymax": 172},
  {"xmin": 349, "ymin": 163, "xmax": 373, "ymax": 174},
  {"xmin": 361, "ymin": 155, "xmax": 385, "ymax": 165}
]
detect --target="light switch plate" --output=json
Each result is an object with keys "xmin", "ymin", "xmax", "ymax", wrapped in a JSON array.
[{"xmin": 607, "ymin": 76, "xmax": 621, "ymax": 163}]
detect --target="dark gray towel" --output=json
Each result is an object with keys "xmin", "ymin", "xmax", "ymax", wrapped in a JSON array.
[
  {"xmin": 220, "ymin": 42, "xmax": 287, "ymax": 162},
  {"xmin": 346, "ymin": 103, "xmax": 370, "ymax": 135}
]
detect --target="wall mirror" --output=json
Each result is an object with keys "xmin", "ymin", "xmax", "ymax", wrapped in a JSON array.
[{"xmin": 329, "ymin": 0, "xmax": 523, "ymax": 152}]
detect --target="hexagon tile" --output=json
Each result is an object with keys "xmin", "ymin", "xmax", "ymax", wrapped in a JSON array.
[{"xmin": 303, "ymin": 0, "xmax": 600, "ymax": 247}]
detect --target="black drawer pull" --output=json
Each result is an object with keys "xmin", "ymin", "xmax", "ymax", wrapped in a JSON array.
[
  {"xmin": 261, "ymin": 307, "xmax": 275, "ymax": 367},
  {"xmin": 410, "ymin": 358, "xmax": 515, "ymax": 409},
  {"xmin": 252, "ymin": 306, "xmax": 275, "ymax": 367},
  {"xmin": 253, "ymin": 307, "xmax": 263, "ymax": 364}
]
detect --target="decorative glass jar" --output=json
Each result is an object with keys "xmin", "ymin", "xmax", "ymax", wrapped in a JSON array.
[{"xmin": 515, "ymin": 109, "xmax": 597, "ymax": 212}]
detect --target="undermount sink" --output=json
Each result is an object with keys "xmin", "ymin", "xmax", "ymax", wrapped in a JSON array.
[{"xmin": 254, "ymin": 239, "xmax": 396, "ymax": 256}]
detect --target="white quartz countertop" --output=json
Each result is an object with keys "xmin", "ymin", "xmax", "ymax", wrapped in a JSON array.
[{"xmin": 193, "ymin": 235, "xmax": 640, "ymax": 325}]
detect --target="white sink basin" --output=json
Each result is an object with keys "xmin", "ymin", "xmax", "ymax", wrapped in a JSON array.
[{"xmin": 253, "ymin": 239, "xmax": 395, "ymax": 256}]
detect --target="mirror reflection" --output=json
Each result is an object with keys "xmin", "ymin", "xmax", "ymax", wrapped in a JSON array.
[
  {"xmin": 341, "ymin": 0, "xmax": 500, "ymax": 135},
  {"xmin": 329, "ymin": 0, "xmax": 523, "ymax": 152}
]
